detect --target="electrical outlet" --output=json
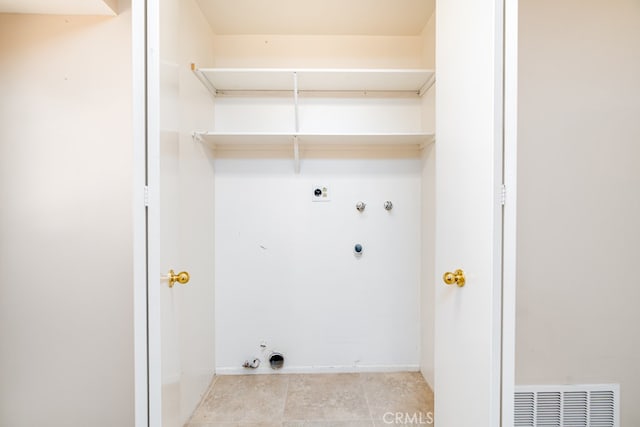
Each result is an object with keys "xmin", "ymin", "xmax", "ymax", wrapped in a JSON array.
[{"xmin": 311, "ymin": 185, "xmax": 330, "ymax": 202}]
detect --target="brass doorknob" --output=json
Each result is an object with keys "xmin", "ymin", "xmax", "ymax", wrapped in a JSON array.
[
  {"xmin": 168, "ymin": 269, "xmax": 190, "ymax": 288},
  {"xmin": 443, "ymin": 269, "xmax": 466, "ymax": 287}
]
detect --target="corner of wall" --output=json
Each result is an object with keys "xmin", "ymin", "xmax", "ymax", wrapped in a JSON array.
[
  {"xmin": 420, "ymin": 142, "xmax": 436, "ymax": 389},
  {"xmin": 420, "ymin": 12, "xmax": 436, "ymax": 69},
  {"xmin": 102, "ymin": 0, "xmax": 119, "ymax": 15}
]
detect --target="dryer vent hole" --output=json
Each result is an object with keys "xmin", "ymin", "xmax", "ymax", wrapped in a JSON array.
[{"xmin": 269, "ymin": 352, "xmax": 284, "ymax": 370}]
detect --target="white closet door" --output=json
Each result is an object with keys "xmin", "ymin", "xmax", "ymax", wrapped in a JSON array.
[
  {"xmin": 146, "ymin": 0, "xmax": 216, "ymax": 426},
  {"xmin": 434, "ymin": 0, "xmax": 509, "ymax": 426}
]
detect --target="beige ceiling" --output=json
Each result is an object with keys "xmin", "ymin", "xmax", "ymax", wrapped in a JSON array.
[{"xmin": 195, "ymin": 0, "xmax": 435, "ymax": 36}]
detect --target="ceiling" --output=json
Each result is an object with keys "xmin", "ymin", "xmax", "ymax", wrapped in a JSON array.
[
  {"xmin": 0, "ymin": 0, "xmax": 434, "ymax": 34},
  {"xmin": 195, "ymin": 0, "xmax": 435, "ymax": 36},
  {"xmin": 0, "ymin": 0, "xmax": 116, "ymax": 15}
]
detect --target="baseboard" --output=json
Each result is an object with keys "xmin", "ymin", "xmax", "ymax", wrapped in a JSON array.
[{"xmin": 215, "ymin": 364, "xmax": 420, "ymax": 375}]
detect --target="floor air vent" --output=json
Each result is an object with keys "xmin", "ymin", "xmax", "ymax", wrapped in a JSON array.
[{"xmin": 514, "ymin": 384, "xmax": 619, "ymax": 427}]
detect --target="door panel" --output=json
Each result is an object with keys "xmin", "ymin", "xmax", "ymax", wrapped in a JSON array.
[
  {"xmin": 147, "ymin": 0, "xmax": 216, "ymax": 426},
  {"xmin": 434, "ymin": 0, "xmax": 504, "ymax": 425}
]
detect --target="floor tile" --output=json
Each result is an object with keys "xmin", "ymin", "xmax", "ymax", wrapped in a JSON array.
[
  {"xmin": 188, "ymin": 423, "xmax": 284, "ymax": 427},
  {"xmin": 361, "ymin": 372, "xmax": 434, "ymax": 421},
  {"xmin": 190, "ymin": 374, "xmax": 290, "ymax": 424},
  {"xmin": 373, "ymin": 420, "xmax": 435, "ymax": 427},
  {"xmin": 283, "ymin": 374, "xmax": 370, "ymax": 421},
  {"xmin": 187, "ymin": 372, "xmax": 433, "ymax": 427},
  {"xmin": 283, "ymin": 421, "xmax": 373, "ymax": 427}
]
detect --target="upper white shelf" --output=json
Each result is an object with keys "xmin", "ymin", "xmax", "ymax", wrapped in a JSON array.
[
  {"xmin": 0, "ymin": 0, "xmax": 117, "ymax": 15},
  {"xmin": 192, "ymin": 67, "xmax": 435, "ymax": 96}
]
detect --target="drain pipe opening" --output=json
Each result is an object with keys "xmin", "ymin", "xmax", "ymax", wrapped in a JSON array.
[{"xmin": 242, "ymin": 358, "xmax": 261, "ymax": 369}]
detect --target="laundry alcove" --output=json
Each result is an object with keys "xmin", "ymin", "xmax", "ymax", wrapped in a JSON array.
[
  {"xmin": 194, "ymin": 64, "xmax": 435, "ymax": 375},
  {"xmin": 154, "ymin": 0, "xmax": 437, "ymax": 424}
]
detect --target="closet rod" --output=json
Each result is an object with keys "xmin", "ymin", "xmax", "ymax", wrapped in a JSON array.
[{"xmin": 212, "ymin": 89, "xmax": 423, "ymax": 98}]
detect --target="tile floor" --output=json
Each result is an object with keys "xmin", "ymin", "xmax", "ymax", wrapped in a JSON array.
[{"xmin": 185, "ymin": 372, "xmax": 434, "ymax": 427}]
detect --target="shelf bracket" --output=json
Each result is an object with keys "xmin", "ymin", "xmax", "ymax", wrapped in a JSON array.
[
  {"xmin": 292, "ymin": 71, "xmax": 300, "ymax": 174},
  {"xmin": 191, "ymin": 63, "xmax": 219, "ymax": 99},
  {"xmin": 192, "ymin": 131, "xmax": 204, "ymax": 144},
  {"xmin": 293, "ymin": 71, "xmax": 300, "ymax": 133},
  {"xmin": 419, "ymin": 73, "xmax": 436, "ymax": 97},
  {"xmin": 418, "ymin": 134, "xmax": 436, "ymax": 150},
  {"xmin": 293, "ymin": 136, "xmax": 300, "ymax": 174}
]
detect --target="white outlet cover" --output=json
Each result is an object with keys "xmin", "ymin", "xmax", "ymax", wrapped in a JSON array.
[{"xmin": 311, "ymin": 185, "xmax": 330, "ymax": 202}]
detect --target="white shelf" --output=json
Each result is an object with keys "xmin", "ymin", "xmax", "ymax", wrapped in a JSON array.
[
  {"xmin": 191, "ymin": 67, "xmax": 436, "ymax": 170},
  {"xmin": 297, "ymin": 70, "xmax": 434, "ymax": 93},
  {"xmin": 196, "ymin": 69, "xmax": 294, "ymax": 92},
  {"xmin": 0, "ymin": 0, "xmax": 117, "ymax": 15},
  {"xmin": 197, "ymin": 132, "xmax": 434, "ymax": 148},
  {"xmin": 193, "ymin": 67, "xmax": 435, "ymax": 95}
]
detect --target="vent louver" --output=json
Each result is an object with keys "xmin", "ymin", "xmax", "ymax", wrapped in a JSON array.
[{"xmin": 514, "ymin": 384, "xmax": 619, "ymax": 427}]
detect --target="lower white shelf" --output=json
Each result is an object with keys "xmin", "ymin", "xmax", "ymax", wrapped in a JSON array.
[
  {"xmin": 194, "ymin": 132, "xmax": 434, "ymax": 172},
  {"xmin": 196, "ymin": 132, "xmax": 434, "ymax": 148}
]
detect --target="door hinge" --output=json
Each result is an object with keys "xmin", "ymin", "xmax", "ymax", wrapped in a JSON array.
[
  {"xmin": 144, "ymin": 186, "xmax": 149, "ymax": 207},
  {"xmin": 500, "ymin": 184, "xmax": 506, "ymax": 206}
]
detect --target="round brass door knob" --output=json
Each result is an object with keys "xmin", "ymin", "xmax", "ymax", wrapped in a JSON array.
[
  {"xmin": 443, "ymin": 269, "xmax": 466, "ymax": 287},
  {"xmin": 168, "ymin": 269, "xmax": 190, "ymax": 288}
]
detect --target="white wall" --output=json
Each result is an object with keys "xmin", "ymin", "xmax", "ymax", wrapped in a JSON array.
[
  {"xmin": 421, "ymin": 11, "xmax": 436, "ymax": 70},
  {"xmin": 420, "ymin": 143, "xmax": 436, "ymax": 388},
  {"xmin": 516, "ymin": 0, "xmax": 640, "ymax": 425},
  {"xmin": 214, "ymin": 96, "xmax": 425, "ymax": 135},
  {"xmin": 419, "ymin": 10, "xmax": 436, "ymax": 389},
  {"xmin": 214, "ymin": 158, "xmax": 422, "ymax": 373},
  {"xmin": 0, "ymin": 5, "xmax": 133, "ymax": 427},
  {"xmin": 211, "ymin": 34, "xmax": 425, "ymax": 68}
]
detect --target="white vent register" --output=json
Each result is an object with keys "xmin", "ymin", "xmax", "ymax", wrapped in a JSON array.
[{"xmin": 515, "ymin": 384, "xmax": 619, "ymax": 427}]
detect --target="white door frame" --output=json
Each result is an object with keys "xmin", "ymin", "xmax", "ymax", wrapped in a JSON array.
[
  {"xmin": 130, "ymin": 0, "xmax": 519, "ymax": 425},
  {"xmin": 502, "ymin": 0, "xmax": 518, "ymax": 425},
  {"xmin": 132, "ymin": 0, "xmax": 149, "ymax": 425}
]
